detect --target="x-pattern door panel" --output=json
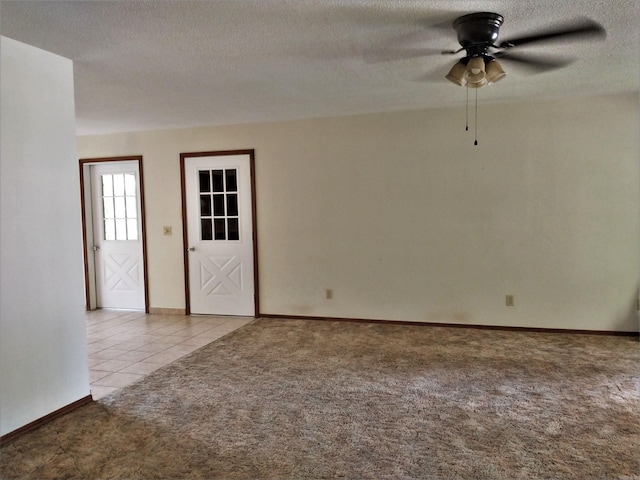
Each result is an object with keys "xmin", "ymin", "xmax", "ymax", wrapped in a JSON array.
[
  {"xmin": 199, "ymin": 255, "xmax": 243, "ymax": 296},
  {"xmin": 102, "ymin": 253, "xmax": 141, "ymax": 292}
]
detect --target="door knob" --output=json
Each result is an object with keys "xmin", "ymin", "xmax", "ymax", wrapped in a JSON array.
[
  {"xmin": 92, "ymin": 245, "xmax": 100, "ymax": 252},
  {"xmin": 187, "ymin": 247, "xmax": 195, "ymax": 252}
]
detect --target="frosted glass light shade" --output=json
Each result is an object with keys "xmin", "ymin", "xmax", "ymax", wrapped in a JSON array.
[
  {"xmin": 466, "ymin": 56, "xmax": 485, "ymax": 74},
  {"xmin": 486, "ymin": 59, "xmax": 506, "ymax": 84},
  {"xmin": 466, "ymin": 56, "xmax": 486, "ymax": 84},
  {"xmin": 445, "ymin": 61, "xmax": 467, "ymax": 86}
]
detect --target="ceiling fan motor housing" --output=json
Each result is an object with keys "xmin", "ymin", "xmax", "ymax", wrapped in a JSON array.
[{"xmin": 453, "ymin": 12, "xmax": 504, "ymax": 54}]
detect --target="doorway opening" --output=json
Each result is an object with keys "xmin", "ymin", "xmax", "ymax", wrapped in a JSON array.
[{"xmin": 79, "ymin": 156, "xmax": 149, "ymax": 312}]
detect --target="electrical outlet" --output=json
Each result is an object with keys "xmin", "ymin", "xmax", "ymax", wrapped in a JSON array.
[
  {"xmin": 326, "ymin": 289, "xmax": 333, "ymax": 300},
  {"xmin": 506, "ymin": 294, "xmax": 514, "ymax": 307}
]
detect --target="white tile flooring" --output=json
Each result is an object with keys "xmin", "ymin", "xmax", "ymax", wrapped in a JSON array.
[{"xmin": 86, "ymin": 309, "xmax": 254, "ymax": 399}]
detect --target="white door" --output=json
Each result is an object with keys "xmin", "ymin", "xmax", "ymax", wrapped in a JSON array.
[
  {"xmin": 183, "ymin": 153, "xmax": 255, "ymax": 316},
  {"xmin": 91, "ymin": 162, "xmax": 145, "ymax": 310}
]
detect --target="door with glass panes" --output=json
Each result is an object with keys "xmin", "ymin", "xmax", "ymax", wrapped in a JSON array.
[
  {"xmin": 91, "ymin": 162, "xmax": 145, "ymax": 310},
  {"xmin": 182, "ymin": 152, "xmax": 255, "ymax": 316}
]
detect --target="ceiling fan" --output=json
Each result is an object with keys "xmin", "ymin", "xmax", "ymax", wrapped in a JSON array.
[
  {"xmin": 439, "ymin": 12, "xmax": 606, "ymax": 87},
  {"xmin": 368, "ymin": 12, "xmax": 606, "ymax": 144}
]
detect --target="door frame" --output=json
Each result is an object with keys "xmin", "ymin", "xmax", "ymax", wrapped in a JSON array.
[
  {"xmin": 180, "ymin": 149, "xmax": 260, "ymax": 316},
  {"xmin": 79, "ymin": 156, "xmax": 150, "ymax": 313}
]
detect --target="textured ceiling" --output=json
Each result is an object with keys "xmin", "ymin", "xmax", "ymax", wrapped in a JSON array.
[{"xmin": 1, "ymin": 0, "xmax": 639, "ymax": 135}]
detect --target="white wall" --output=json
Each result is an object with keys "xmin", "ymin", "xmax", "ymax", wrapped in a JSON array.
[
  {"xmin": 77, "ymin": 92, "xmax": 640, "ymax": 332},
  {"xmin": 1, "ymin": 37, "xmax": 90, "ymax": 436}
]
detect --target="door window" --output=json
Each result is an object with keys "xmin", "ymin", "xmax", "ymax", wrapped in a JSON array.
[
  {"xmin": 198, "ymin": 169, "xmax": 240, "ymax": 241},
  {"xmin": 101, "ymin": 173, "xmax": 138, "ymax": 241}
]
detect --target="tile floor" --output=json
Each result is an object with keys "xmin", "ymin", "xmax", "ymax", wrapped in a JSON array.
[{"xmin": 86, "ymin": 309, "xmax": 254, "ymax": 399}]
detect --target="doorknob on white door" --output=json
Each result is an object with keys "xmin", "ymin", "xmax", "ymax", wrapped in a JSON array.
[
  {"xmin": 187, "ymin": 247, "xmax": 196, "ymax": 252},
  {"xmin": 92, "ymin": 245, "xmax": 100, "ymax": 252}
]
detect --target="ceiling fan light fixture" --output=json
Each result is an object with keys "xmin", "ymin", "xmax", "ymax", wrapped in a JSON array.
[
  {"xmin": 446, "ymin": 61, "xmax": 468, "ymax": 86},
  {"xmin": 485, "ymin": 59, "xmax": 506, "ymax": 84}
]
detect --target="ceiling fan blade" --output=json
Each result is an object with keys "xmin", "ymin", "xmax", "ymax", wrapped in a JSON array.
[
  {"xmin": 494, "ymin": 51, "xmax": 575, "ymax": 72},
  {"xmin": 364, "ymin": 47, "xmax": 452, "ymax": 64},
  {"xmin": 498, "ymin": 18, "xmax": 605, "ymax": 49},
  {"xmin": 360, "ymin": 11, "xmax": 464, "ymax": 64}
]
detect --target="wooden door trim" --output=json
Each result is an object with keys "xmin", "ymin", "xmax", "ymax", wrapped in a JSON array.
[
  {"xmin": 78, "ymin": 156, "xmax": 149, "ymax": 313},
  {"xmin": 180, "ymin": 149, "xmax": 260, "ymax": 317}
]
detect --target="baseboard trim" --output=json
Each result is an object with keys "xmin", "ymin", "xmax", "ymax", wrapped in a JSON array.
[
  {"xmin": 0, "ymin": 394, "xmax": 94, "ymax": 445},
  {"xmin": 149, "ymin": 307, "xmax": 186, "ymax": 315},
  {"xmin": 260, "ymin": 313, "xmax": 639, "ymax": 336}
]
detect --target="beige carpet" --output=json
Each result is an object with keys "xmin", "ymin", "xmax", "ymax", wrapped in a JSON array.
[{"xmin": 1, "ymin": 318, "xmax": 638, "ymax": 479}]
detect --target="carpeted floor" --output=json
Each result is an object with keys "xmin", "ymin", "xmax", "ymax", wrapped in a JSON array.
[{"xmin": 1, "ymin": 318, "xmax": 639, "ymax": 479}]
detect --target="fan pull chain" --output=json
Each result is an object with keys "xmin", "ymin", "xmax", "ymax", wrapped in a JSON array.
[
  {"xmin": 465, "ymin": 85, "xmax": 469, "ymax": 131},
  {"xmin": 474, "ymin": 87, "xmax": 478, "ymax": 146}
]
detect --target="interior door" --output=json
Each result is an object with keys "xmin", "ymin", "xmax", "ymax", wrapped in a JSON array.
[
  {"xmin": 182, "ymin": 152, "xmax": 256, "ymax": 316},
  {"xmin": 90, "ymin": 162, "xmax": 145, "ymax": 310}
]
